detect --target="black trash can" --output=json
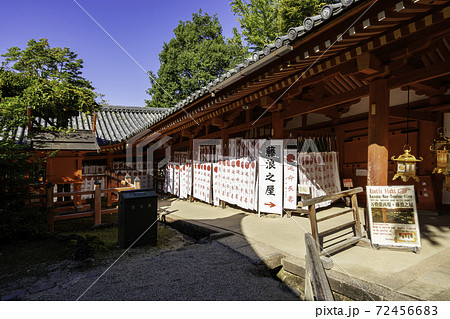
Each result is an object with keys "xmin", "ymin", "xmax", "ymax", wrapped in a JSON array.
[{"xmin": 118, "ymin": 189, "xmax": 158, "ymax": 248}]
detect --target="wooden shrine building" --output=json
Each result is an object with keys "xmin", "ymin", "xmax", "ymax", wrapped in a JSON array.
[
  {"xmin": 6, "ymin": 0, "xmax": 449, "ymax": 215},
  {"xmin": 120, "ymin": 0, "xmax": 450, "ymax": 211}
]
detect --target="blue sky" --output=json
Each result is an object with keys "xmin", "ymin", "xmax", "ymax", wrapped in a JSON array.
[{"xmin": 0, "ymin": 0, "xmax": 241, "ymax": 107}]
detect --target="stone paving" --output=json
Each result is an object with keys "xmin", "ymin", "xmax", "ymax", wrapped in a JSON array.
[{"xmin": 159, "ymin": 197, "xmax": 450, "ymax": 301}]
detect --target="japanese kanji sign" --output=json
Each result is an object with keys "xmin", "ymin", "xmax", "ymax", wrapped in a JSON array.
[
  {"xmin": 258, "ymin": 140, "xmax": 283, "ymax": 215},
  {"xmin": 283, "ymin": 148, "xmax": 298, "ymax": 210}
]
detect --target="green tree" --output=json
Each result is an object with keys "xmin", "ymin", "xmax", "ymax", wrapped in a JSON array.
[
  {"xmin": 146, "ymin": 10, "xmax": 243, "ymax": 109},
  {"xmin": 230, "ymin": 0, "xmax": 324, "ymax": 50},
  {"xmin": 0, "ymin": 140, "xmax": 47, "ymax": 242},
  {"xmin": 1, "ymin": 38, "xmax": 100, "ymax": 129},
  {"xmin": 0, "ymin": 39, "xmax": 100, "ymax": 240},
  {"xmin": 227, "ymin": 28, "xmax": 250, "ymax": 67},
  {"xmin": 230, "ymin": 0, "xmax": 282, "ymax": 51},
  {"xmin": 2, "ymin": 38, "xmax": 92, "ymax": 88},
  {"xmin": 279, "ymin": 0, "xmax": 325, "ymax": 33}
]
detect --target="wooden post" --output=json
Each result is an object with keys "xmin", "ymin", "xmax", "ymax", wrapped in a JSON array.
[
  {"xmin": 94, "ymin": 182, "xmax": 101, "ymax": 225},
  {"xmin": 367, "ymin": 78, "xmax": 389, "ymax": 186},
  {"xmin": 92, "ymin": 113, "xmax": 97, "ymax": 133},
  {"xmin": 308, "ymin": 204, "xmax": 320, "ymax": 246},
  {"xmin": 271, "ymin": 111, "xmax": 283, "ymax": 139},
  {"xmin": 74, "ymin": 154, "xmax": 83, "ymax": 205},
  {"xmin": 304, "ymin": 253, "xmax": 313, "ymax": 301},
  {"xmin": 46, "ymin": 183, "xmax": 54, "ymax": 232},
  {"xmin": 106, "ymin": 171, "xmax": 112, "ymax": 207},
  {"xmin": 351, "ymin": 194, "xmax": 362, "ymax": 238},
  {"xmin": 74, "ymin": 183, "xmax": 82, "ymax": 206}
]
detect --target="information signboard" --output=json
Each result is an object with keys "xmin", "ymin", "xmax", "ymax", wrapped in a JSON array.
[
  {"xmin": 366, "ymin": 185, "xmax": 421, "ymax": 250},
  {"xmin": 258, "ymin": 140, "xmax": 283, "ymax": 216}
]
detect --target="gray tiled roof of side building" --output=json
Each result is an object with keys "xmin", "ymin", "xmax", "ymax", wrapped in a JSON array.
[{"xmin": 0, "ymin": 105, "xmax": 168, "ymax": 147}]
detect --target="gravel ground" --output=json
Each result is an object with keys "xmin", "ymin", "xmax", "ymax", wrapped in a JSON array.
[{"xmin": 1, "ymin": 229, "xmax": 297, "ymax": 301}]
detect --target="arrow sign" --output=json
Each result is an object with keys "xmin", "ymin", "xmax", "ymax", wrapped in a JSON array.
[{"xmin": 264, "ymin": 202, "xmax": 276, "ymax": 208}]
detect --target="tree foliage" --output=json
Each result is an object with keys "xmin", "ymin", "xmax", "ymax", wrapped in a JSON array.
[
  {"xmin": 230, "ymin": 0, "xmax": 325, "ymax": 50},
  {"xmin": 0, "ymin": 39, "xmax": 100, "ymax": 240},
  {"xmin": 0, "ymin": 140, "xmax": 47, "ymax": 242},
  {"xmin": 0, "ymin": 38, "xmax": 100, "ymax": 130},
  {"xmin": 279, "ymin": 0, "xmax": 325, "ymax": 34},
  {"xmin": 230, "ymin": 0, "xmax": 282, "ymax": 51},
  {"xmin": 146, "ymin": 11, "xmax": 246, "ymax": 109}
]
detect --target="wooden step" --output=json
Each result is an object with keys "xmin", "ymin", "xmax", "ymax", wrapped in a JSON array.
[
  {"xmin": 320, "ymin": 236, "xmax": 362, "ymax": 256},
  {"xmin": 318, "ymin": 220, "xmax": 356, "ymax": 238},
  {"xmin": 316, "ymin": 208, "xmax": 354, "ymax": 223}
]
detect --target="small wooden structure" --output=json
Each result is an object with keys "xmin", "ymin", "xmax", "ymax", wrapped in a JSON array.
[
  {"xmin": 36, "ymin": 175, "xmax": 138, "ymax": 231},
  {"xmin": 304, "ymin": 232, "xmax": 334, "ymax": 301},
  {"xmin": 298, "ymin": 187, "xmax": 365, "ymax": 256}
]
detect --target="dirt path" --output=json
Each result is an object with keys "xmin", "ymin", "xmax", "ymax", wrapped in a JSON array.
[{"xmin": 1, "ymin": 227, "xmax": 297, "ymax": 301}]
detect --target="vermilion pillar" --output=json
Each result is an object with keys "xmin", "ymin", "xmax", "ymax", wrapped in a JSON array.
[{"xmin": 367, "ymin": 78, "xmax": 389, "ymax": 186}]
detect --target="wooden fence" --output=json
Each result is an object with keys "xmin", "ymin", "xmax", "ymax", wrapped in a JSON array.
[{"xmin": 29, "ymin": 175, "xmax": 142, "ymax": 231}]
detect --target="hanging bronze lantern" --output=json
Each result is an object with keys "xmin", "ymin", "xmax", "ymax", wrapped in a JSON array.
[
  {"xmin": 392, "ymin": 86, "xmax": 423, "ymax": 182},
  {"xmin": 434, "ymin": 148, "xmax": 450, "ymax": 175},
  {"xmin": 392, "ymin": 145, "xmax": 423, "ymax": 182},
  {"xmin": 430, "ymin": 127, "xmax": 450, "ymax": 174}
]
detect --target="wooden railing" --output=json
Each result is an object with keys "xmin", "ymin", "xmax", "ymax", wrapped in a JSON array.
[
  {"xmin": 46, "ymin": 179, "xmax": 140, "ymax": 231},
  {"xmin": 298, "ymin": 187, "xmax": 365, "ymax": 256},
  {"xmin": 304, "ymin": 233, "xmax": 334, "ymax": 301}
]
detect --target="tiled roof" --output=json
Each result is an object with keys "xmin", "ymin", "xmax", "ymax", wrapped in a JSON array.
[
  {"xmin": 91, "ymin": 105, "xmax": 166, "ymax": 145},
  {"xmin": 1, "ymin": 105, "xmax": 167, "ymax": 147},
  {"xmin": 29, "ymin": 130, "xmax": 100, "ymax": 151},
  {"xmin": 145, "ymin": 0, "xmax": 363, "ymax": 128}
]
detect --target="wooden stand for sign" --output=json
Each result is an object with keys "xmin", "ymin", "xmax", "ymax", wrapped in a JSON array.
[{"xmin": 298, "ymin": 187, "xmax": 365, "ymax": 256}]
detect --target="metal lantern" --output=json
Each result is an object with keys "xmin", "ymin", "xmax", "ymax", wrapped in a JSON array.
[
  {"xmin": 434, "ymin": 148, "xmax": 450, "ymax": 175},
  {"xmin": 392, "ymin": 145, "xmax": 423, "ymax": 182},
  {"xmin": 430, "ymin": 127, "xmax": 450, "ymax": 175}
]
